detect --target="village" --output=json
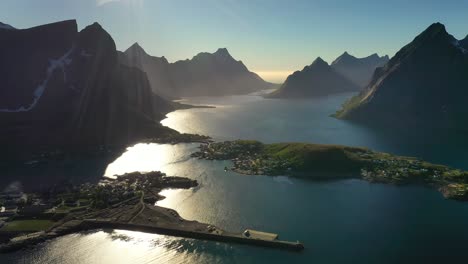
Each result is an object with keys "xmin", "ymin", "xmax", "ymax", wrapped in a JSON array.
[
  {"xmin": 192, "ymin": 140, "xmax": 468, "ymax": 200},
  {"xmin": 0, "ymin": 171, "xmax": 198, "ymax": 243},
  {"xmin": 191, "ymin": 140, "xmax": 295, "ymax": 175},
  {"xmin": 0, "ymin": 169, "xmax": 304, "ymax": 253}
]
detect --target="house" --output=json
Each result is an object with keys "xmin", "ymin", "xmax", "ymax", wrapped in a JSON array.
[{"xmin": 0, "ymin": 206, "xmax": 18, "ymax": 217}]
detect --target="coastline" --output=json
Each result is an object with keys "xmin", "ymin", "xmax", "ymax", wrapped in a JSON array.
[
  {"xmin": 0, "ymin": 171, "xmax": 303, "ymax": 253},
  {"xmin": 191, "ymin": 140, "xmax": 468, "ymax": 201}
]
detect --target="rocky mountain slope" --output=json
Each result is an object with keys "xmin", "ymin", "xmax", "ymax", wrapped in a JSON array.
[
  {"xmin": 331, "ymin": 52, "xmax": 389, "ymax": 87},
  {"xmin": 118, "ymin": 43, "xmax": 175, "ymax": 99},
  {"xmin": 335, "ymin": 23, "xmax": 468, "ymax": 128},
  {"xmin": 0, "ymin": 20, "xmax": 175, "ymax": 150}
]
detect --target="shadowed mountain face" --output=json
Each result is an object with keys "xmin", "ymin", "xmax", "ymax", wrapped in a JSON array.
[
  {"xmin": 118, "ymin": 43, "xmax": 175, "ymax": 99},
  {"xmin": 0, "ymin": 20, "xmax": 174, "ymax": 150},
  {"xmin": 0, "ymin": 22, "xmax": 15, "ymax": 30},
  {"xmin": 331, "ymin": 52, "xmax": 389, "ymax": 87},
  {"xmin": 267, "ymin": 57, "xmax": 360, "ymax": 98},
  {"xmin": 460, "ymin": 35, "xmax": 468, "ymax": 50},
  {"xmin": 336, "ymin": 23, "xmax": 468, "ymax": 129},
  {"xmin": 120, "ymin": 44, "xmax": 273, "ymax": 98}
]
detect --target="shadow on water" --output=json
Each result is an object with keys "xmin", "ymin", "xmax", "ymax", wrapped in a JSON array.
[
  {"xmin": 352, "ymin": 121, "xmax": 468, "ymax": 169},
  {"xmin": 0, "ymin": 149, "xmax": 125, "ymax": 192}
]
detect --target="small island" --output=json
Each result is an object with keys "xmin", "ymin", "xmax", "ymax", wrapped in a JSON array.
[{"xmin": 191, "ymin": 140, "xmax": 468, "ymax": 201}]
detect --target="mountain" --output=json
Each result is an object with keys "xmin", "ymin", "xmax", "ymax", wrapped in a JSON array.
[
  {"xmin": 0, "ymin": 22, "xmax": 15, "ymax": 30},
  {"xmin": 267, "ymin": 57, "xmax": 360, "ymax": 98},
  {"xmin": 121, "ymin": 44, "xmax": 273, "ymax": 98},
  {"xmin": 331, "ymin": 52, "xmax": 389, "ymax": 87},
  {"xmin": 335, "ymin": 23, "xmax": 468, "ymax": 128},
  {"xmin": 0, "ymin": 20, "xmax": 175, "ymax": 150},
  {"xmin": 459, "ymin": 35, "xmax": 468, "ymax": 50},
  {"xmin": 118, "ymin": 43, "xmax": 175, "ymax": 99}
]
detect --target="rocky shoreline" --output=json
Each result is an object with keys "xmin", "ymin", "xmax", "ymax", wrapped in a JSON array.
[
  {"xmin": 0, "ymin": 169, "xmax": 303, "ymax": 253},
  {"xmin": 0, "ymin": 171, "xmax": 199, "ymax": 253}
]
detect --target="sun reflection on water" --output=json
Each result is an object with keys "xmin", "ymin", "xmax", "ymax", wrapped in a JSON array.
[
  {"xmin": 104, "ymin": 143, "xmax": 196, "ymax": 177},
  {"xmin": 103, "ymin": 143, "xmax": 207, "ymax": 222}
]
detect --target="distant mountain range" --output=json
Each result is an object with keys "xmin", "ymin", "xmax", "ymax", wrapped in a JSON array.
[
  {"xmin": 0, "ymin": 20, "xmax": 175, "ymax": 149},
  {"xmin": 335, "ymin": 23, "xmax": 468, "ymax": 128},
  {"xmin": 267, "ymin": 52, "xmax": 388, "ymax": 98},
  {"xmin": 331, "ymin": 52, "xmax": 389, "ymax": 87},
  {"xmin": 267, "ymin": 57, "xmax": 360, "ymax": 98},
  {"xmin": 120, "ymin": 43, "xmax": 274, "ymax": 98}
]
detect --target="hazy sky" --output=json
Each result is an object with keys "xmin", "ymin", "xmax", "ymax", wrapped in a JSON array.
[{"xmin": 1, "ymin": 0, "xmax": 468, "ymax": 82}]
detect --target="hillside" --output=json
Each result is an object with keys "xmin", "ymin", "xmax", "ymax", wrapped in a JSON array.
[
  {"xmin": 335, "ymin": 23, "xmax": 468, "ymax": 129},
  {"xmin": 0, "ymin": 20, "xmax": 178, "ymax": 150}
]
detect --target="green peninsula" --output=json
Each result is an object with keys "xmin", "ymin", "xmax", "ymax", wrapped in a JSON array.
[{"xmin": 191, "ymin": 140, "xmax": 468, "ymax": 201}]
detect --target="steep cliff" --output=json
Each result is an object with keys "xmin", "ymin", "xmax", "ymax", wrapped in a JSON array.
[{"xmin": 0, "ymin": 20, "xmax": 174, "ymax": 149}]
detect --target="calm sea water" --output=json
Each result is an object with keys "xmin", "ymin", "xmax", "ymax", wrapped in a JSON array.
[{"xmin": 3, "ymin": 92, "xmax": 468, "ymax": 263}]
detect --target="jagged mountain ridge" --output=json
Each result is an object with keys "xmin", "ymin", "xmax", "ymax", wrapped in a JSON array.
[
  {"xmin": 331, "ymin": 52, "xmax": 389, "ymax": 87},
  {"xmin": 120, "ymin": 44, "xmax": 274, "ymax": 98}
]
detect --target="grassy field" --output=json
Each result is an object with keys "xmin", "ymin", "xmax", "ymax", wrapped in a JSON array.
[
  {"xmin": 1, "ymin": 220, "xmax": 55, "ymax": 232},
  {"xmin": 263, "ymin": 142, "xmax": 368, "ymax": 174}
]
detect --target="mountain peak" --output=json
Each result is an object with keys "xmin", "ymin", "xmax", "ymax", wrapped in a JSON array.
[
  {"xmin": 78, "ymin": 21, "xmax": 117, "ymax": 63},
  {"xmin": 125, "ymin": 42, "xmax": 148, "ymax": 55},
  {"xmin": 88, "ymin": 22, "xmax": 103, "ymax": 30},
  {"xmin": 428, "ymin": 22, "xmax": 445, "ymax": 31},
  {"xmin": 340, "ymin": 51, "xmax": 354, "ymax": 58},
  {"xmin": 214, "ymin": 48, "xmax": 232, "ymax": 57},
  {"xmin": 311, "ymin": 57, "xmax": 329, "ymax": 67},
  {"xmin": 419, "ymin": 22, "xmax": 450, "ymax": 40},
  {"xmin": 332, "ymin": 52, "xmax": 357, "ymax": 65}
]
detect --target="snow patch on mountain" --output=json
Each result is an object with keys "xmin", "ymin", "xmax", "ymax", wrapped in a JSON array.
[{"xmin": 0, "ymin": 48, "xmax": 74, "ymax": 113}]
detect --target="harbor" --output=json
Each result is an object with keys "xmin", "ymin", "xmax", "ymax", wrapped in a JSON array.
[
  {"xmin": 82, "ymin": 220, "xmax": 305, "ymax": 251},
  {"xmin": 0, "ymin": 171, "xmax": 304, "ymax": 253}
]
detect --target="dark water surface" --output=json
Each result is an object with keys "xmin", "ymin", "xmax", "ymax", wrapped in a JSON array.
[{"xmin": 2, "ymin": 92, "xmax": 468, "ymax": 263}]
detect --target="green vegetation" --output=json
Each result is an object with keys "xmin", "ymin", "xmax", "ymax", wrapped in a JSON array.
[
  {"xmin": 333, "ymin": 94, "xmax": 363, "ymax": 118},
  {"xmin": 54, "ymin": 205, "xmax": 89, "ymax": 214},
  {"xmin": 193, "ymin": 140, "xmax": 369, "ymax": 178},
  {"xmin": 1, "ymin": 220, "xmax": 55, "ymax": 232},
  {"xmin": 441, "ymin": 184, "xmax": 468, "ymax": 200},
  {"xmin": 263, "ymin": 143, "xmax": 366, "ymax": 175},
  {"xmin": 192, "ymin": 140, "xmax": 468, "ymax": 200},
  {"xmin": 146, "ymin": 133, "xmax": 211, "ymax": 145}
]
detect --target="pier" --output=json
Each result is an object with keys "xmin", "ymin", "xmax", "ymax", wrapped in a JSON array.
[{"xmin": 82, "ymin": 219, "xmax": 305, "ymax": 251}]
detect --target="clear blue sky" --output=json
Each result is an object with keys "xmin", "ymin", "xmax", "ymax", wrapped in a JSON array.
[{"xmin": 1, "ymin": 0, "xmax": 467, "ymax": 82}]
